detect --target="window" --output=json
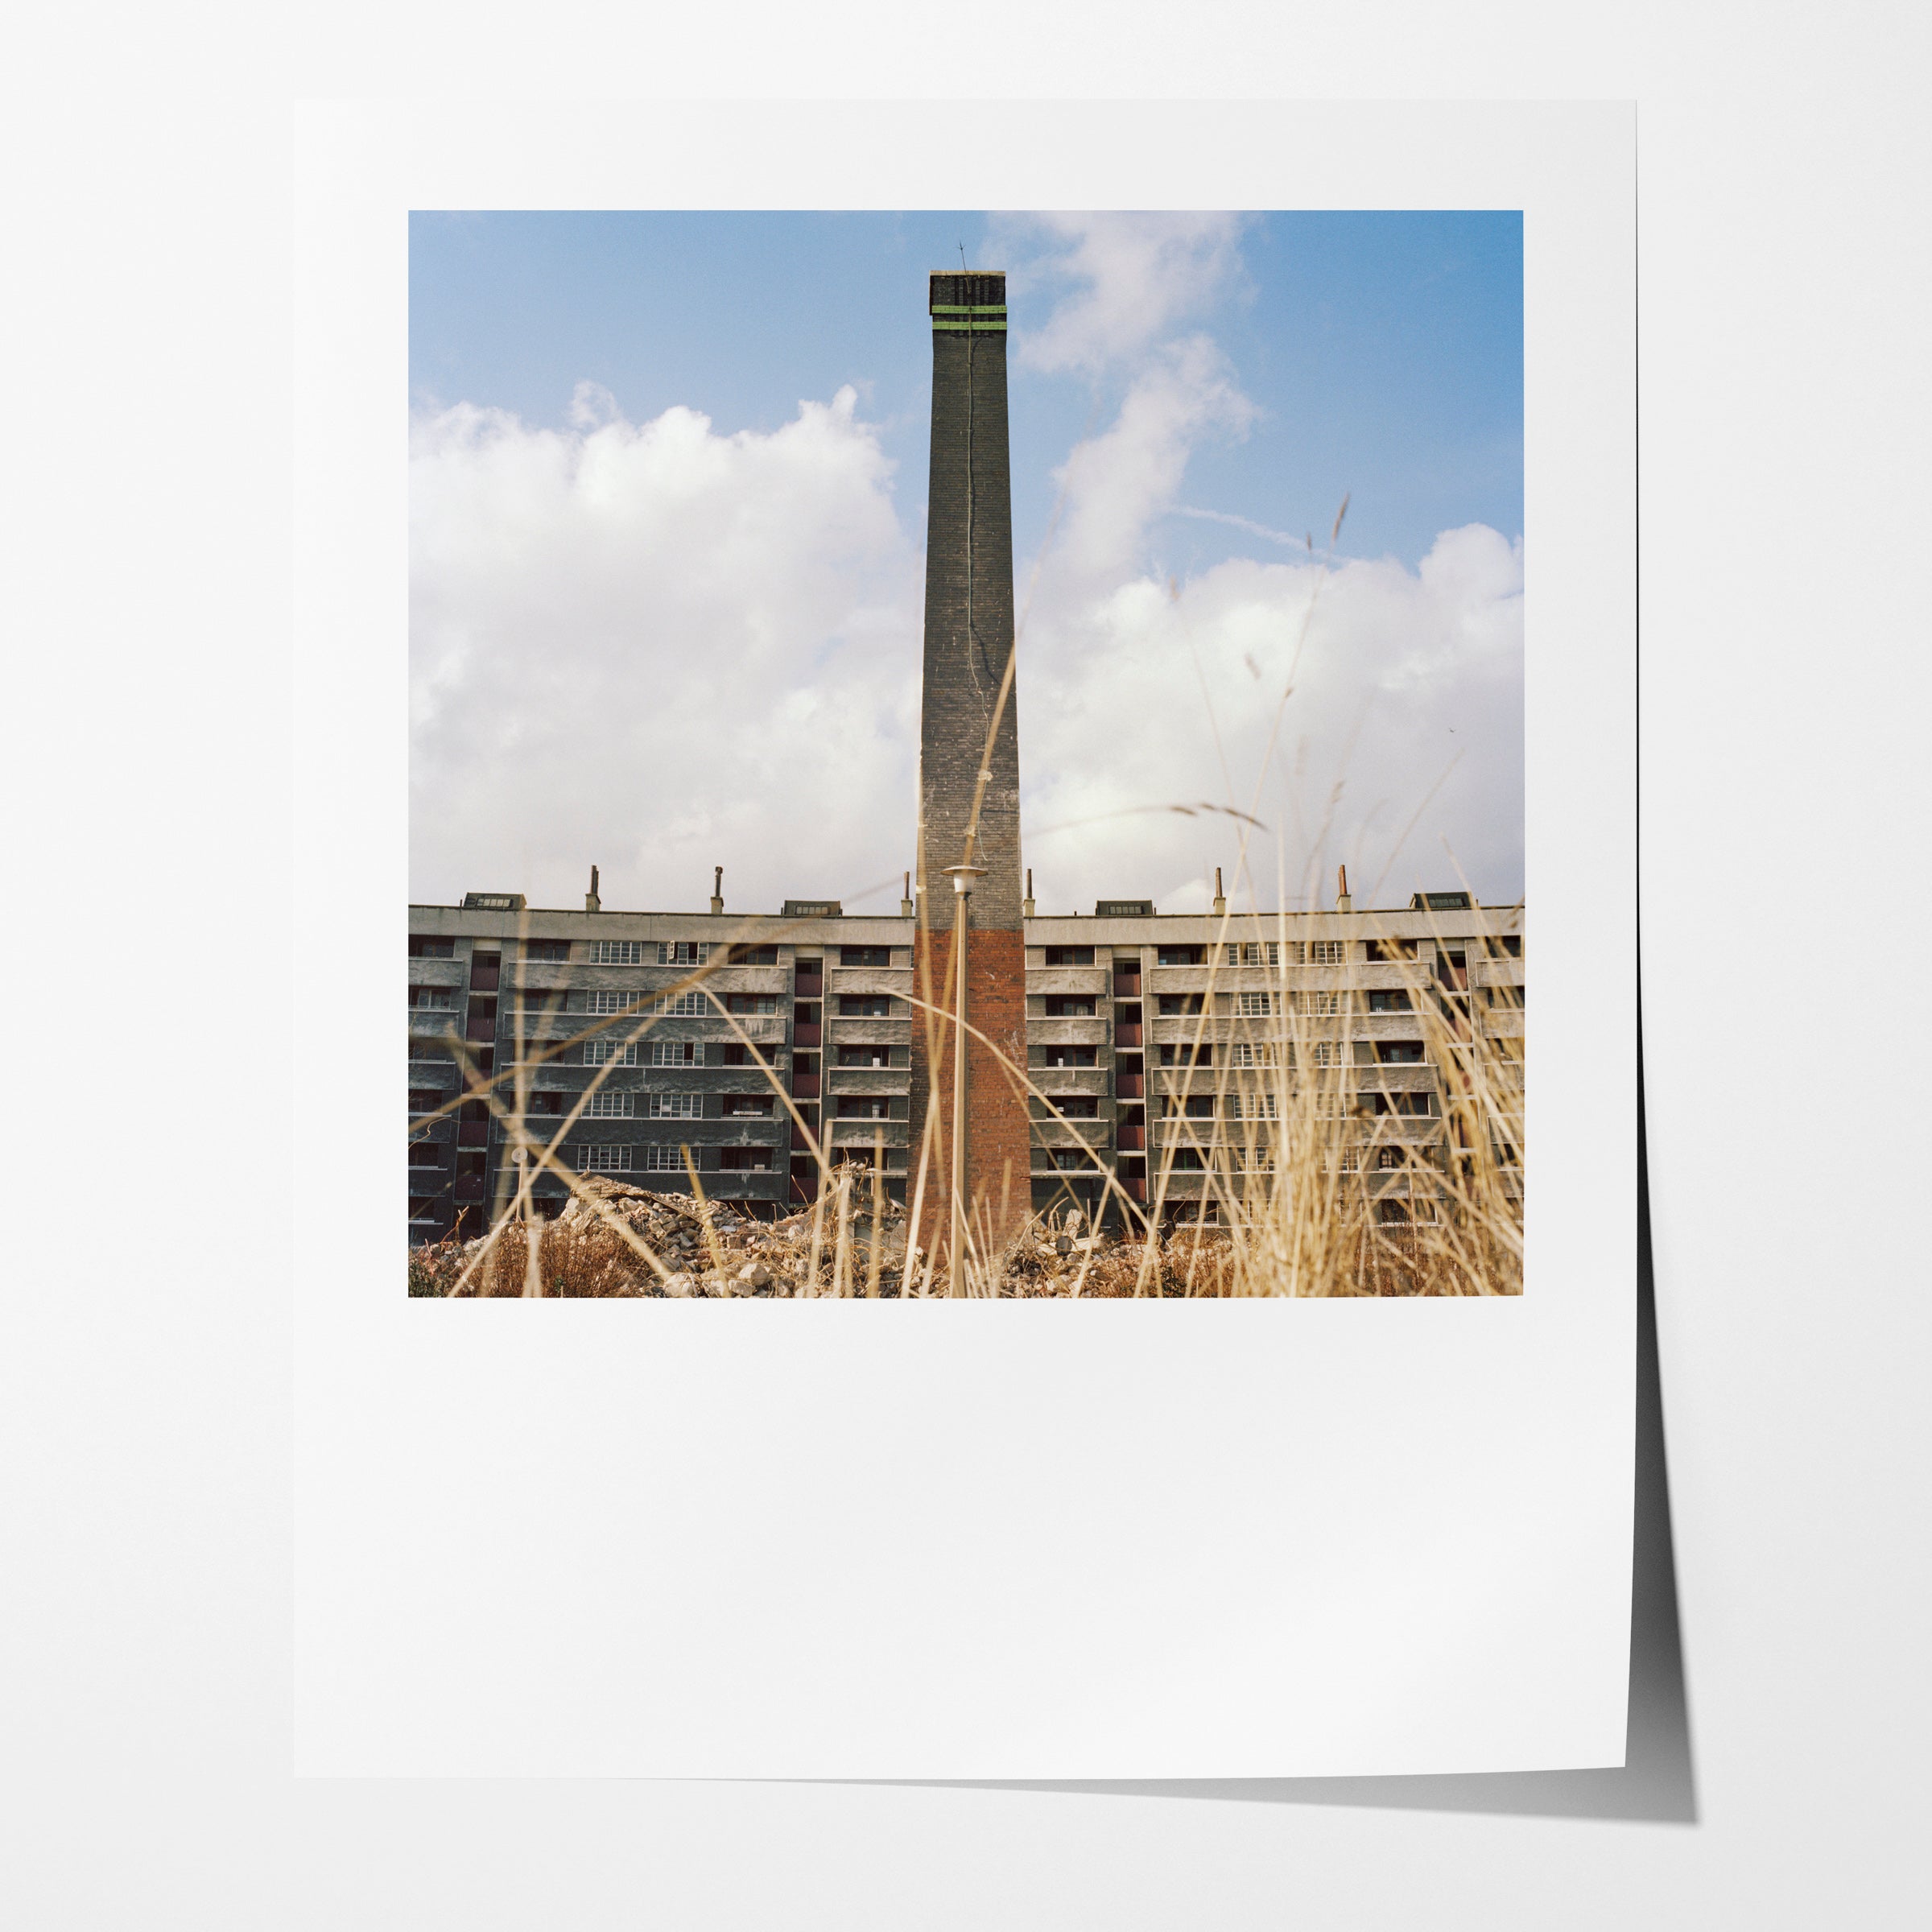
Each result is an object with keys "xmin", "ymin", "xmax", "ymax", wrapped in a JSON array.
[
  {"xmin": 580, "ymin": 1145, "xmax": 631, "ymax": 1173},
  {"xmin": 577, "ymin": 989, "xmax": 630, "ymax": 1015},
  {"xmin": 1043, "ymin": 1044, "xmax": 1098, "ymax": 1068},
  {"xmin": 1336, "ymin": 1148, "xmax": 1360, "ymax": 1174},
  {"xmin": 648, "ymin": 1092, "xmax": 703, "ymax": 1119},
  {"xmin": 1312, "ymin": 1040, "xmax": 1351, "ymax": 1067},
  {"xmin": 1416, "ymin": 890, "xmax": 1473, "ymax": 911},
  {"xmin": 723, "ymin": 1095, "xmax": 774, "ymax": 1117},
  {"xmin": 840, "ymin": 945, "xmax": 892, "ymax": 967},
  {"xmin": 1230, "ymin": 1093, "xmax": 1278, "ymax": 1120},
  {"xmin": 1051, "ymin": 1147, "xmax": 1088, "ymax": 1170},
  {"xmin": 836, "ymin": 1096, "xmax": 890, "ymax": 1119},
  {"xmin": 409, "ymin": 986, "xmax": 455, "ymax": 1010},
  {"xmin": 407, "ymin": 935, "xmax": 455, "ymax": 958},
  {"xmin": 527, "ymin": 1091, "xmax": 564, "ymax": 1116},
  {"xmin": 1157, "ymin": 1043, "xmax": 1213, "ymax": 1067},
  {"xmin": 1307, "ymin": 939, "xmax": 1350, "ymax": 966},
  {"xmin": 1237, "ymin": 1146, "xmax": 1275, "ymax": 1170},
  {"xmin": 407, "ymin": 1141, "xmax": 443, "ymax": 1167},
  {"xmin": 718, "ymin": 1146, "xmax": 774, "ymax": 1171},
  {"xmin": 1366, "ymin": 939, "xmax": 1418, "ymax": 964},
  {"xmin": 1234, "ymin": 990, "xmax": 1281, "ymax": 1018},
  {"xmin": 1044, "ymin": 945, "xmax": 1095, "ymax": 967},
  {"xmin": 408, "ymin": 1197, "xmax": 439, "ymax": 1221},
  {"xmin": 1295, "ymin": 990, "xmax": 1344, "ymax": 1016},
  {"xmin": 407, "ymin": 1088, "xmax": 441, "ymax": 1113},
  {"xmin": 1165, "ymin": 1147, "xmax": 1204, "ymax": 1170},
  {"xmin": 1161, "ymin": 1095, "xmax": 1216, "ymax": 1119},
  {"xmin": 1156, "ymin": 944, "xmax": 1204, "ymax": 967},
  {"xmin": 657, "ymin": 941, "xmax": 712, "ymax": 966},
  {"xmin": 1157, "ymin": 993, "xmax": 1203, "ymax": 1017},
  {"xmin": 1497, "ymin": 935, "xmax": 1523, "ymax": 958},
  {"xmin": 1053, "ymin": 1096, "xmax": 1100, "ymax": 1119},
  {"xmin": 524, "ymin": 939, "xmax": 570, "ymax": 963},
  {"xmin": 583, "ymin": 1039, "xmax": 639, "ymax": 1066},
  {"xmin": 1368, "ymin": 989, "xmax": 1411, "ymax": 1013},
  {"xmin": 650, "ymin": 1039, "xmax": 704, "ymax": 1067},
  {"xmin": 720, "ymin": 1042, "xmax": 765, "ymax": 1067},
  {"xmin": 1375, "ymin": 1041, "xmax": 1426, "ymax": 1065},
  {"xmin": 583, "ymin": 939, "xmax": 641, "ymax": 964},
  {"xmin": 456, "ymin": 1150, "xmax": 487, "ymax": 1178},
  {"xmin": 1228, "ymin": 1041, "xmax": 1277, "ymax": 1067},
  {"xmin": 584, "ymin": 1091, "xmax": 635, "ymax": 1117},
  {"xmin": 727, "ymin": 943, "xmax": 778, "ymax": 965},
  {"xmin": 1371, "ymin": 1092, "xmax": 1433, "ymax": 1117},
  {"xmin": 1221, "ymin": 941, "xmax": 1280, "ymax": 967},
  {"xmin": 1044, "ymin": 994, "xmax": 1095, "ymax": 1017},
  {"xmin": 836, "ymin": 1045, "xmax": 890, "ymax": 1067},
  {"xmin": 1487, "ymin": 985, "xmax": 1525, "ymax": 1009},
  {"xmin": 642, "ymin": 1144, "xmax": 687, "ymax": 1172},
  {"xmin": 1377, "ymin": 1146, "xmax": 1403, "ymax": 1170},
  {"xmin": 725, "ymin": 993, "xmax": 778, "ymax": 1014},
  {"xmin": 840, "ymin": 995, "xmax": 892, "ymax": 1017},
  {"xmin": 654, "ymin": 990, "xmax": 707, "ymax": 1017}
]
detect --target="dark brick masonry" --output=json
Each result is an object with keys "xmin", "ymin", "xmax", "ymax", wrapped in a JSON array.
[{"xmin": 908, "ymin": 270, "xmax": 1032, "ymax": 1262}]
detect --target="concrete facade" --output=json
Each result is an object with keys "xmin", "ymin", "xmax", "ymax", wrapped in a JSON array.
[{"xmin": 406, "ymin": 894, "xmax": 1525, "ymax": 1241}]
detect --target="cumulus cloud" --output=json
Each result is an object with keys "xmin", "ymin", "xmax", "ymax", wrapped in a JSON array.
[
  {"xmin": 1016, "ymin": 526, "xmax": 1524, "ymax": 916},
  {"xmin": 409, "ymin": 386, "xmax": 922, "ymax": 914},
  {"xmin": 996, "ymin": 212, "xmax": 1248, "ymax": 376},
  {"xmin": 411, "ymin": 214, "xmax": 1522, "ymax": 923}
]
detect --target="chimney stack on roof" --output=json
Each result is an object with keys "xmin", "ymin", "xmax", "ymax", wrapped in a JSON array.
[
  {"xmin": 1022, "ymin": 866, "xmax": 1036, "ymax": 919},
  {"xmin": 710, "ymin": 865, "xmax": 724, "ymax": 916},
  {"xmin": 1335, "ymin": 863, "xmax": 1352, "ymax": 914},
  {"xmin": 585, "ymin": 865, "xmax": 601, "ymax": 914},
  {"xmin": 1212, "ymin": 865, "xmax": 1227, "ymax": 918}
]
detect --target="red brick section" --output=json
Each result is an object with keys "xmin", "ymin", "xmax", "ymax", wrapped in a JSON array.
[{"xmin": 908, "ymin": 925, "xmax": 1030, "ymax": 1263}]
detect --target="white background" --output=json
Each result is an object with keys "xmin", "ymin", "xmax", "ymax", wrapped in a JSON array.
[
  {"xmin": 293, "ymin": 99, "xmax": 1633, "ymax": 1782},
  {"xmin": 4, "ymin": 4, "xmax": 1928, "ymax": 1926}
]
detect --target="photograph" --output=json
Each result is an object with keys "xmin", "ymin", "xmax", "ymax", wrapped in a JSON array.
[{"xmin": 406, "ymin": 210, "xmax": 1525, "ymax": 1298}]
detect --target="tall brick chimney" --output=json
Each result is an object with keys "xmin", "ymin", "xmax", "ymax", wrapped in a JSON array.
[{"xmin": 908, "ymin": 270, "xmax": 1030, "ymax": 1276}]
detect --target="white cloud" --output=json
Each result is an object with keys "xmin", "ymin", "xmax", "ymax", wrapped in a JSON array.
[
  {"xmin": 1016, "ymin": 526, "xmax": 1525, "ymax": 915},
  {"xmin": 409, "ymin": 386, "xmax": 923, "ymax": 914},
  {"xmin": 412, "ymin": 215, "xmax": 1522, "ymax": 924},
  {"xmin": 996, "ymin": 212, "xmax": 1248, "ymax": 377}
]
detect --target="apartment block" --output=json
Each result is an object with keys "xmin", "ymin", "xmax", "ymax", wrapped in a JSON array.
[{"xmin": 406, "ymin": 888, "xmax": 1524, "ymax": 1241}]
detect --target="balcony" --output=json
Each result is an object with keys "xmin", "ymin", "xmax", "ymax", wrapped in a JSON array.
[
  {"xmin": 1115, "ymin": 1023, "xmax": 1143, "ymax": 1049},
  {"xmin": 828, "ymin": 1064, "xmax": 910, "ymax": 1094},
  {"xmin": 1026, "ymin": 967, "xmax": 1108, "ymax": 998},
  {"xmin": 459, "ymin": 1121, "xmax": 488, "ymax": 1147},
  {"xmin": 794, "ymin": 975, "xmax": 824, "ymax": 1000},
  {"xmin": 1115, "ymin": 1072, "xmax": 1145, "ymax": 1099},
  {"xmin": 1117, "ymin": 1124, "xmax": 1146, "ymax": 1151},
  {"xmin": 793, "ymin": 1023, "xmax": 822, "ymax": 1048},
  {"xmin": 790, "ymin": 1074, "xmax": 821, "ymax": 1100},
  {"xmin": 469, "ymin": 962, "xmax": 501, "ymax": 993}
]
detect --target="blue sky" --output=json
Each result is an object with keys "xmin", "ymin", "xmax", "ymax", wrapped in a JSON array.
[
  {"xmin": 410, "ymin": 211, "xmax": 1521, "ymax": 578},
  {"xmin": 408, "ymin": 212, "xmax": 1524, "ymax": 915}
]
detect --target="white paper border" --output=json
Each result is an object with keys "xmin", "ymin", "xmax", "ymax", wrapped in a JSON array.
[{"xmin": 293, "ymin": 98, "xmax": 1634, "ymax": 1777}]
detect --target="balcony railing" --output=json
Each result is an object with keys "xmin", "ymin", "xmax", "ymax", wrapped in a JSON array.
[
  {"xmin": 1116, "ymin": 1072, "xmax": 1145, "ymax": 1099},
  {"xmin": 790, "ymin": 1074, "xmax": 820, "ymax": 1100},
  {"xmin": 793, "ymin": 1024, "xmax": 822, "ymax": 1048}
]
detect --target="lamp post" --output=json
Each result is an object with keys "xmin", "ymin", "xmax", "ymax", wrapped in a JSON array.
[{"xmin": 940, "ymin": 864, "xmax": 986, "ymax": 1295}]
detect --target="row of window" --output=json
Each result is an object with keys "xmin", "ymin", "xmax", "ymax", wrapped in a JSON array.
[{"xmin": 579, "ymin": 1144, "xmax": 778, "ymax": 1174}]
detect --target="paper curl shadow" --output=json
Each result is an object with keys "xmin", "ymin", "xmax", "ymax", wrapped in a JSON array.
[{"xmin": 892, "ymin": 1034, "xmax": 1697, "ymax": 1824}]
